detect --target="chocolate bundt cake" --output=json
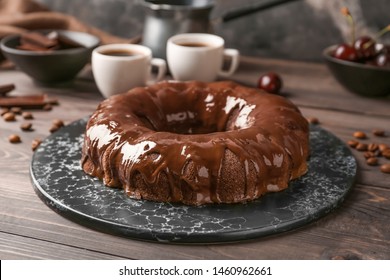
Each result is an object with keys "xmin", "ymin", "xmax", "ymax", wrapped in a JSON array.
[{"xmin": 81, "ymin": 81, "xmax": 309, "ymax": 205}]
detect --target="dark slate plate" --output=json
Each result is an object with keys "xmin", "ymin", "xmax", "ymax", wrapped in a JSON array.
[{"xmin": 30, "ymin": 117, "xmax": 356, "ymax": 243}]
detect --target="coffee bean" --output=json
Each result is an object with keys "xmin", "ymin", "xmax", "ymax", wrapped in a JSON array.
[
  {"xmin": 10, "ymin": 107, "xmax": 22, "ymax": 115},
  {"xmin": 379, "ymin": 144, "xmax": 389, "ymax": 152},
  {"xmin": 31, "ymin": 138, "xmax": 42, "ymax": 151},
  {"xmin": 363, "ymin": 151, "xmax": 375, "ymax": 159},
  {"xmin": 366, "ymin": 157, "xmax": 378, "ymax": 166},
  {"xmin": 356, "ymin": 143, "xmax": 368, "ymax": 151},
  {"xmin": 49, "ymin": 125, "xmax": 60, "ymax": 133},
  {"xmin": 367, "ymin": 143, "xmax": 379, "ymax": 152},
  {"xmin": 380, "ymin": 164, "xmax": 390, "ymax": 174},
  {"xmin": 382, "ymin": 149, "xmax": 390, "ymax": 160},
  {"xmin": 3, "ymin": 112, "xmax": 16, "ymax": 121},
  {"xmin": 22, "ymin": 112, "xmax": 34, "ymax": 120},
  {"xmin": 353, "ymin": 131, "xmax": 367, "ymax": 139},
  {"xmin": 20, "ymin": 122, "xmax": 33, "ymax": 131},
  {"xmin": 52, "ymin": 119, "xmax": 64, "ymax": 128},
  {"xmin": 372, "ymin": 129, "xmax": 385, "ymax": 137},
  {"xmin": 0, "ymin": 108, "xmax": 9, "ymax": 116},
  {"xmin": 347, "ymin": 140, "xmax": 359, "ymax": 148},
  {"xmin": 307, "ymin": 117, "xmax": 319, "ymax": 125},
  {"xmin": 8, "ymin": 134, "xmax": 21, "ymax": 143},
  {"xmin": 43, "ymin": 104, "xmax": 52, "ymax": 111}
]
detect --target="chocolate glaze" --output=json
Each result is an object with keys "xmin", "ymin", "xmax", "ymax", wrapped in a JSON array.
[{"xmin": 81, "ymin": 81, "xmax": 309, "ymax": 205}]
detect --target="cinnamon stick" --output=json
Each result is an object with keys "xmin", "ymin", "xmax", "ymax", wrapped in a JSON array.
[
  {"xmin": 0, "ymin": 95, "xmax": 48, "ymax": 109},
  {"xmin": 0, "ymin": 83, "xmax": 15, "ymax": 96},
  {"xmin": 57, "ymin": 33, "xmax": 85, "ymax": 48},
  {"xmin": 20, "ymin": 31, "xmax": 58, "ymax": 48},
  {"xmin": 17, "ymin": 42, "xmax": 55, "ymax": 51}
]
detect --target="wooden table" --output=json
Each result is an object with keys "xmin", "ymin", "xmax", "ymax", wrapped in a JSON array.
[{"xmin": 1, "ymin": 57, "xmax": 389, "ymax": 260}]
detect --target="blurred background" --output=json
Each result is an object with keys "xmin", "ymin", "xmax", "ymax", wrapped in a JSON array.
[{"xmin": 35, "ymin": 0, "xmax": 390, "ymax": 62}]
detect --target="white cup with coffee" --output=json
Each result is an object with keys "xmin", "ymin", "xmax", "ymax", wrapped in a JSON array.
[
  {"xmin": 92, "ymin": 44, "xmax": 166, "ymax": 98},
  {"xmin": 167, "ymin": 33, "xmax": 239, "ymax": 82}
]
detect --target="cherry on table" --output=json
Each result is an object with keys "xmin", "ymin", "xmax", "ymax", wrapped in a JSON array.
[
  {"xmin": 333, "ymin": 43, "xmax": 359, "ymax": 61},
  {"xmin": 257, "ymin": 72, "xmax": 283, "ymax": 94}
]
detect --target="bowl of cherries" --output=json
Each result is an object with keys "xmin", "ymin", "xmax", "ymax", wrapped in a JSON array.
[{"xmin": 323, "ymin": 7, "xmax": 390, "ymax": 97}]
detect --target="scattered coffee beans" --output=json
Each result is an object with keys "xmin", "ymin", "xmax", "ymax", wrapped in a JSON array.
[
  {"xmin": 49, "ymin": 125, "xmax": 59, "ymax": 133},
  {"xmin": 52, "ymin": 119, "xmax": 64, "ymax": 128},
  {"xmin": 367, "ymin": 143, "xmax": 379, "ymax": 152},
  {"xmin": 10, "ymin": 107, "xmax": 22, "ymax": 115},
  {"xmin": 0, "ymin": 108, "xmax": 9, "ymax": 116},
  {"xmin": 2, "ymin": 96, "xmax": 63, "ymax": 154},
  {"xmin": 31, "ymin": 138, "xmax": 42, "ymax": 151},
  {"xmin": 307, "ymin": 117, "xmax": 319, "ymax": 125},
  {"xmin": 43, "ymin": 104, "xmax": 52, "ymax": 111},
  {"xmin": 353, "ymin": 131, "xmax": 367, "ymax": 139},
  {"xmin": 382, "ymin": 149, "xmax": 390, "ymax": 160},
  {"xmin": 49, "ymin": 119, "xmax": 65, "ymax": 133},
  {"xmin": 356, "ymin": 143, "xmax": 368, "ymax": 151},
  {"xmin": 378, "ymin": 144, "xmax": 389, "ymax": 153},
  {"xmin": 22, "ymin": 112, "xmax": 34, "ymax": 120},
  {"xmin": 346, "ymin": 129, "xmax": 389, "ymax": 172},
  {"xmin": 380, "ymin": 164, "xmax": 390, "ymax": 174},
  {"xmin": 20, "ymin": 122, "xmax": 33, "ymax": 131},
  {"xmin": 366, "ymin": 157, "xmax": 378, "ymax": 166},
  {"xmin": 3, "ymin": 112, "xmax": 16, "ymax": 121},
  {"xmin": 347, "ymin": 140, "xmax": 359, "ymax": 148},
  {"xmin": 8, "ymin": 134, "xmax": 21, "ymax": 143},
  {"xmin": 363, "ymin": 151, "xmax": 375, "ymax": 159},
  {"xmin": 372, "ymin": 129, "xmax": 385, "ymax": 137}
]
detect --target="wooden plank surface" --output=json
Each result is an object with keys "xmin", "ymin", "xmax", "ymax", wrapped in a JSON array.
[{"xmin": 0, "ymin": 57, "xmax": 389, "ymax": 260}]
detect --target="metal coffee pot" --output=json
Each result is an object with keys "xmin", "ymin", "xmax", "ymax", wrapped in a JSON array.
[{"xmin": 140, "ymin": 0, "xmax": 301, "ymax": 59}]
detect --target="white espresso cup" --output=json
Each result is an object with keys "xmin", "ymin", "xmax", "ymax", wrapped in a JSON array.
[
  {"xmin": 92, "ymin": 44, "xmax": 166, "ymax": 98},
  {"xmin": 167, "ymin": 33, "xmax": 240, "ymax": 82}
]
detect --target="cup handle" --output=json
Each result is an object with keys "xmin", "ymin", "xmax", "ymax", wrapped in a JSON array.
[
  {"xmin": 218, "ymin": 49, "xmax": 240, "ymax": 77},
  {"xmin": 150, "ymin": 58, "xmax": 167, "ymax": 84}
]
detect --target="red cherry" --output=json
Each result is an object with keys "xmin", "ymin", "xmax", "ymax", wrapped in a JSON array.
[
  {"xmin": 354, "ymin": 36, "xmax": 376, "ymax": 59},
  {"xmin": 257, "ymin": 72, "xmax": 283, "ymax": 94},
  {"xmin": 375, "ymin": 53, "xmax": 390, "ymax": 67},
  {"xmin": 381, "ymin": 44, "xmax": 390, "ymax": 54},
  {"xmin": 333, "ymin": 43, "xmax": 359, "ymax": 61}
]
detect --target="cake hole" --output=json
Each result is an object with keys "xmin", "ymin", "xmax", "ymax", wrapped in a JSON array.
[
  {"xmin": 225, "ymin": 106, "xmax": 240, "ymax": 131},
  {"xmin": 135, "ymin": 96, "xmax": 253, "ymax": 135},
  {"xmin": 137, "ymin": 115, "xmax": 157, "ymax": 130},
  {"xmin": 139, "ymin": 113, "xmax": 221, "ymax": 135}
]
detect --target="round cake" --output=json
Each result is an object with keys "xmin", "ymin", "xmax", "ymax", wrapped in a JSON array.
[{"xmin": 81, "ymin": 81, "xmax": 309, "ymax": 205}]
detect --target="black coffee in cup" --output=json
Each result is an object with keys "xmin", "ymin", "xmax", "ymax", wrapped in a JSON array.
[
  {"xmin": 100, "ymin": 50, "xmax": 142, "ymax": 57},
  {"xmin": 178, "ymin": 42, "xmax": 211, "ymax": 48}
]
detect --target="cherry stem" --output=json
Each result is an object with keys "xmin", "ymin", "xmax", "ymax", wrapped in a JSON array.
[
  {"xmin": 374, "ymin": 24, "xmax": 390, "ymax": 40},
  {"xmin": 363, "ymin": 24, "xmax": 390, "ymax": 50},
  {"xmin": 341, "ymin": 7, "xmax": 355, "ymax": 46},
  {"xmin": 363, "ymin": 41, "xmax": 374, "ymax": 50}
]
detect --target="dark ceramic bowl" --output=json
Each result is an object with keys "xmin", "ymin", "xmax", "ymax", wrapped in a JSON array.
[
  {"xmin": 0, "ymin": 30, "xmax": 100, "ymax": 83},
  {"xmin": 323, "ymin": 45, "xmax": 390, "ymax": 97}
]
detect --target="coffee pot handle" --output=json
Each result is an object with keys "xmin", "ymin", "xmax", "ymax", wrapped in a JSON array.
[
  {"xmin": 219, "ymin": 49, "xmax": 240, "ymax": 78},
  {"xmin": 219, "ymin": 0, "xmax": 301, "ymax": 23}
]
